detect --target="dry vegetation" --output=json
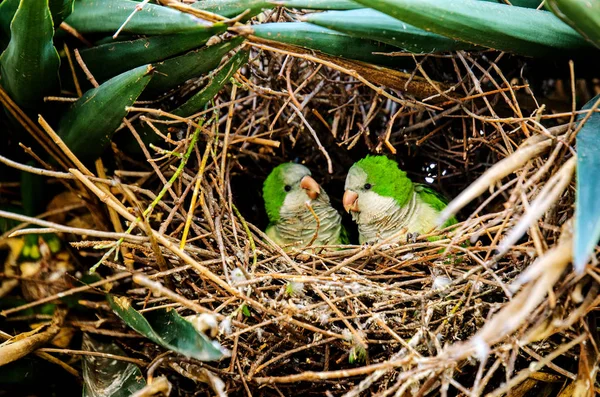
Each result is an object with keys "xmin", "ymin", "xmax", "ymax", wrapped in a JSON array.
[{"xmin": 1, "ymin": 8, "xmax": 599, "ymax": 396}]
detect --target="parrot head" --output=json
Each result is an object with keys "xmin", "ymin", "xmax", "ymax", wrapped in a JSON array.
[
  {"xmin": 263, "ymin": 163, "xmax": 322, "ymax": 223},
  {"xmin": 343, "ymin": 155, "xmax": 413, "ymax": 215}
]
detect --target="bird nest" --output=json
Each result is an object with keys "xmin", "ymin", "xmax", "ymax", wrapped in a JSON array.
[{"xmin": 0, "ymin": 34, "xmax": 597, "ymax": 397}]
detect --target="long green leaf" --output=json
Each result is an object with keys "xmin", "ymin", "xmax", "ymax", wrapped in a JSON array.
[
  {"xmin": 0, "ymin": 0, "xmax": 60, "ymax": 109},
  {"xmin": 173, "ymin": 49, "xmax": 249, "ymax": 117},
  {"xmin": 480, "ymin": 0, "xmax": 542, "ymax": 8},
  {"xmin": 20, "ymin": 165, "xmax": 44, "ymax": 218},
  {"xmin": 79, "ymin": 26, "xmax": 227, "ymax": 82},
  {"xmin": 574, "ymin": 95, "xmax": 600, "ymax": 273},
  {"xmin": 82, "ymin": 333, "xmax": 146, "ymax": 397},
  {"xmin": 546, "ymin": 0, "xmax": 600, "ymax": 49},
  {"xmin": 49, "ymin": 0, "xmax": 74, "ymax": 26},
  {"xmin": 247, "ymin": 22, "xmax": 405, "ymax": 66},
  {"xmin": 0, "ymin": 0, "xmax": 72, "ymax": 41},
  {"xmin": 119, "ymin": 46, "xmax": 248, "ymax": 153},
  {"xmin": 192, "ymin": 0, "xmax": 274, "ymax": 19},
  {"xmin": 274, "ymin": 0, "xmax": 362, "ymax": 10},
  {"xmin": 0, "ymin": 0, "xmax": 19, "ymax": 42},
  {"xmin": 147, "ymin": 36, "xmax": 245, "ymax": 93},
  {"xmin": 65, "ymin": 0, "xmax": 213, "ymax": 34},
  {"xmin": 305, "ymin": 9, "xmax": 473, "ymax": 53},
  {"xmin": 352, "ymin": 0, "xmax": 591, "ymax": 56},
  {"xmin": 107, "ymin": 295, "xmax": 229, "ymax": 361},
  {"xmin": 57, "ymin": 64, "xmax": 152, "ymax": 161}
]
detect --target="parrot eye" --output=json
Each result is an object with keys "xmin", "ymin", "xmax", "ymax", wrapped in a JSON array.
[
  {"xmin": 284, "ymin": 185, "xmax": 292, "ymax": 192},
  {"xmin": 364, "ymin": 183, "xmax": 372, "ymax": 190}
]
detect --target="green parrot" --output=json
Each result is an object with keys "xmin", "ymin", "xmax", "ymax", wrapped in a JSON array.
[
  {"xmin": 262, "ymin": 163, "xmax": 347, "ymax": 250},
  {"xmin": 343, "ymin": 155, "xmax": 457, "ymax": 244}
]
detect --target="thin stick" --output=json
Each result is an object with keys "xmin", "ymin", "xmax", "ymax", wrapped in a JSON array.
[
  {"xmin": 220, "ymin": 82, "xmax": 238, "ymax": 186},
  {"xmin": 37, "ymin": 115, "xmax": 94, "ymax": 177},
  {"xmin": 113, "ymin": 0, "xmax": 151, "ymax": 39},
  {"xmin": 1, "ymin": 273, "xmax": 132, "ymax": 317},
  {"xmin": 180, "ymin": 140, "xmax": 212, "ymax": 249},
  {"xmin": 38, "ymin": 348, "xmax": 147, "ymax": 366},
  {"xmin": 0, "ymin": 211, "xmax": 147, "ymax": 242},
  {"xmin": 290, "ymin": 103, "xmax": 333, "ymax": 173}
]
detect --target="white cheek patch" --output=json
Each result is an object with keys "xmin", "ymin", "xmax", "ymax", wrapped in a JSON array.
[
  {"xmin": 281, "ymin": 190, "xmax": 311, "ymax": 216},
  {"xmin": 359, "ymin": 191, "xmax": 397, "ymax": 216}
]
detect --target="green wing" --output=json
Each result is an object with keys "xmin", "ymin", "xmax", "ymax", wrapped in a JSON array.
[
  {"xmin": 415, "ymin": 184, "xmax": 458, "ymax": 228},
  {"xmin": 338, "ymin": 224, "xmax": 350, "ymax": 245}
]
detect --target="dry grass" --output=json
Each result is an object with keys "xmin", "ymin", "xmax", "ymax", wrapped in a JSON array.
[{"xmin": 1, "ymin": 7, "xmax": 600, "ymax": 397}]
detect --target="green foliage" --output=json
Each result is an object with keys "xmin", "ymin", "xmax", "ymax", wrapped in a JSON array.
[
  {"xmin": 348, "ymin": 344, "xmax": 367, "ymax": 364},
  {"xmin": 574, "ymin": 94, "xmax": 600, "ymax": 273},
  {"xmin": 0, "ymin": 0, "xmax": 19, "ymax": 43},
  {"xmin": 0, "ymin": 0, "xmax": 72, "ymax": 45},
  {"xmin": 172, "ymin": 48, "xmax": 249, "ymax": 117},
  {"xmin": 355, "ymin": 155, "xmax": 414, "ymax": 207},
  {"xmin": 352, "ymin": 0, "xmax": 592, "ymax": 56},
  {"xmin": 65, "ymin": 0, "xmax": 214, "ymax": 34},
  {"xmin": 480, "ymin": 0, "xmax": 542, "ymax": 8},
  {"xmin": 107, "ymin": 295, "xmax": 229, "ymax": 361},
  {"xmin": 547, "ymin": 0, "xmax": 600, "ymax": 49},
  {"xmin": 123, "ymin": 47, "xmax": 247, "ymax": 152},
  {"xmin": 79, "ymin": 26, "xmax": 227, "ymax": 82},
  {"xmin": 0, "ymin": 0, "xmax": 60, "ymax": 109},
  {"xmin": 305, "ymin": 8, "xmax": 473, "ymax": 53},
  {"xmin": 191, "ymin": 0, "xmax": 274, "ymax": 19},
  {"xmin": 56, "ymin": 65, "xmax": 152, "ymax": 161},
  {"xmin": 241, "ymin": 304, "xmax": 251, "ymax": 317},
  {"xmin": 147, "ymin": 36, "xmax": 245, "ymax": 93},
  {"xmin": 48, "ymin": 0, "xmax": 74, "ymax": 26},
  {"xmin": 277, "ymin": 0, "xmax": 362, "ymax": 9},
  {"xmin": 249, "ymin": 22, "xmax": 404, "ymax": 67},
  {"xmin": 20, "ymin": 164, "xmax": 44, "ymax": 217}
]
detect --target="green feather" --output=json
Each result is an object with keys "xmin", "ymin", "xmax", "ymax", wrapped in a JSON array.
[
  {"xmin": 355, "ymin": 155, "xmax": 413, "ymax": 206},
  {"xmin": 339, "ymin": 224, "xmax": 350, "ymax": 244},
  {"xmin": 262, "ymin": 163, "xmax": 291, "ymax": 223},
  {"xmin": 415, "ymin": 184, "xmax": 457, "ymax": 228}
]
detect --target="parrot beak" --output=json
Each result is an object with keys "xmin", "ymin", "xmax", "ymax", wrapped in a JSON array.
[
  {"xmin": 343, "ymin": 190, "xmax": 359, "ymax": 213},
  {"xmin": 300, "ymin": 176, "xmax": 320, "ymax": 200}
]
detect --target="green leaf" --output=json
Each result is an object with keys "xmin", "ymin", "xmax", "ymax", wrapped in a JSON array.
[
  {"xmin": 351, "ymin": 0, "xmax": 591, "ymax": 56},
  {"xmin": 191, "ymin": 0, "xmax": 274, "ymax": 19},
  {"xmin": 120, "ymin": 45, "xmax": 248, "ymax": 153},
  {"xmin": 305, "ymin": 9, "xmax": 473, "ymax": 53},
  {"xmin": 82, "ymin": 333, "xmax": 146, "ymax": 397},
  {"xmin": 172, "ymin": 48, "xmax": 249, "ymax": 117},
  {"xmin": 79, "ymin": 27, "xmax": 227, "ymax": 82},
  {"xmin": 20, "ymin": 165, "xmax": 44, "ymax": 217},
  {"xmin": 0, "ymin": 0, "xmax": 72, "ymax": 43},
  {"xmin": 574, "ymin": 94, "xmax": 600, "ymax": 273},
  {"xmin": 546, "ymin": 0, "xmax": 600, "ymax": 49},
  {"xmin": 65, "ymin": 0, "xmax": 213, "ymax": 34},
  {"xmin": 49, "ymin": 0, "xmax": 74, "ymax": 26},
  {"xmin": 0, "ymin": 0, "xmax": 19, "ymax": 42},
  {"xmin": 56, "ymin": 64, "xmax": 152, "ymax": 161},
  {"xmin": 241, "ymin": 304, "xmax": 251, "ymax": 317},
  {"xmin": 275, "ymin": 0, "xmax": 362, "ymax": 9},
  {"xmin": 248, "ymin": 22, "xmax": 405, "ymax": 66},
  {"xmin": 480, "ymin": 0, "xmax": 542, "ymax": 8},
  {"xmin": 147, "ymin": 36, "xmax": 245, "ymax": 93},
  {"xmin": 107, "ymin": 295, "xmax": 229, "ymax": 361},
  {"xmin": 0, "ymin": 0, "xmax": 60, "ymax": 109}
]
